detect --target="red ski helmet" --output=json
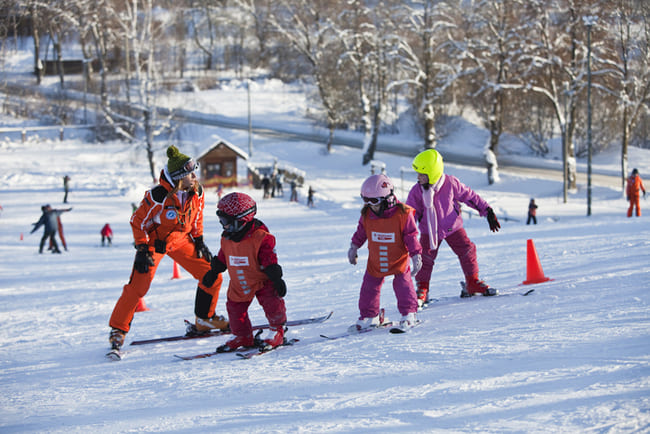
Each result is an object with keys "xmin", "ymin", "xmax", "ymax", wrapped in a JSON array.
[{"xmin": 217, "ymin": 192, "xmax": 257, "ymax": 233}]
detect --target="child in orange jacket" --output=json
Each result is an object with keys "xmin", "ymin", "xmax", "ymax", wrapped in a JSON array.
[{"xmin": 348, "ymin": 174, "xmax": 422, "ymax": 331}]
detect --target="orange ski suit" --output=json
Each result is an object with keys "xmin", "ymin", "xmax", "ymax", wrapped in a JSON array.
[
  {"xmin": 109, "ymin": 170, "xmax": 223, "ymax": 333},
  {"xmin": 627, "ymin": 174, "xmax": 646, "ymax": 217}
]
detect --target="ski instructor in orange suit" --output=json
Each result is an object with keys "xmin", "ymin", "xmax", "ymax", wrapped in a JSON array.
[{"xmin": 108, "ymin": 145, "xmax": 226, "ymax": 353}]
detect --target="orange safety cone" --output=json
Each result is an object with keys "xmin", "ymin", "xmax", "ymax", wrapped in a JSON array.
[
  {"xmin": 522, "ymin": 239, "xmax": 552, "ymax": 285},
  {"xmin": 171, "ymin": 261, "xmax": 182, "ymax": 279},
  {"xmin": 135, "ymin": 297, "xmax": 150, "ymax": 312},
  {"xmin": 20, "ymin": 233, "xmax": 23, "ymax": 241}
]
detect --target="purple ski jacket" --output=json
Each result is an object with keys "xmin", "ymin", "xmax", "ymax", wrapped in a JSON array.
[{"xmin": 405, "ymin": 174, "xmax": 490, "ymax": 244}]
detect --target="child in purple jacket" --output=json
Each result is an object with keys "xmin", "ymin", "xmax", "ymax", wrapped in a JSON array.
[{"xmin": 406, "ymin": 149, "xmax": 500, "ymax": 303}]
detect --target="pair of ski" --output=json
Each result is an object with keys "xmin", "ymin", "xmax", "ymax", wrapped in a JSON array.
[
  {"xmin": 106, "ymin": 311, "xmax": 332, "ymax": 361},
  {"xmin": 319, "ymin": 308, "xmax": 419, "ymax": 340},
  {"xmin": 172, "ymin": 311, "xmax": 332, "ymax": 360},
  {"xmin": 419, "ymin": 282, "xmax": 535, "ymax": 310}
]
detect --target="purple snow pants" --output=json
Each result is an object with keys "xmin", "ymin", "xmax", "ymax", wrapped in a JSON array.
[
  {"xmin": 414, "ymin": 227, "xmax": 478, "ymax": 284},
  {"xmin": 358, "ymin": 269, "xmax": 418, "ymax": 319}
]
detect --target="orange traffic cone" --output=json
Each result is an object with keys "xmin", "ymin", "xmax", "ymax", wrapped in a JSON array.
[
  {"xmin": 171, "ymin": 261, "xmax": 182, "ymax": 279},
  {"xmin": 135, "ymin": 297, "xmax": 150, "ymax": 312},
  {"xmin": 20, "ymin": 233, "xmax": 23, "ymax": 241},
  {"xmin": 522, "ymin": 239, "xmax": 552, "ymax": 285}
]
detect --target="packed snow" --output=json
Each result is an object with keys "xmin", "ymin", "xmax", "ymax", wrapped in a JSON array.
[{"xmin": 1, "ymin": 80, "xmax": 649, "ymax": 432}]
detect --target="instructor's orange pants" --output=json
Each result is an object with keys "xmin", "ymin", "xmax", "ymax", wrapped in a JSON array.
[
  {"xmin": 109, "ymin": 236, "xmax": 223, "ymax": 333},
  {"xmin": 628, "ymin": 195, "xmax": 641, "ymax": 217}
]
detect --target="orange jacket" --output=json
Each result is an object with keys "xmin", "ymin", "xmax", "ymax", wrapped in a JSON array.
[
  {"xmin": 363, "ymin": 206, "xmax": 414, "ymax": 278},
  {"xmin": 217, "ymin": 221, "xmax": 278, "ymax": 302},
  {"xmin": 130, "ymin": 169, "xmax": 205, "ymax": 247},
  {"xmin": 627, "ymin": 174, "xmax": 646, "ymax": 199}
]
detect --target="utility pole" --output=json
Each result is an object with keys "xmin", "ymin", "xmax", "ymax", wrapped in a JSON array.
[{"xmin": 247, "ymin": 79, "xmax": 253, "ymax": 157}]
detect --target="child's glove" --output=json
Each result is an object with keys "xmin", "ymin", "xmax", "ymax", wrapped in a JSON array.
[
  {"xmin": 202, "ymin": 257, "xmax": 227, "ymax": 287},
  {"xmin": 348, "ymin": 244, "xmax": 359, "ymax": 265},
  {"xmin": 411, "ymin": 254, "xmax": 422, "ymax": 275},
  {"xmin": 134, "ymin": 244, "xmax": 155, "ymax": 273},
  {"xmin": 486, "ymin": 208, "xmax": 500, "ymax": 232},
  {"xmin": 264, "ymin": 263, "xmax": 287, "ymax": 297}
]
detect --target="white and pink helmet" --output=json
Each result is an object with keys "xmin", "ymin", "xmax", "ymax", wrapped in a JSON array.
[{"xmin": 360, "ymin": 174, "xmax": 396, "ymax": 213}]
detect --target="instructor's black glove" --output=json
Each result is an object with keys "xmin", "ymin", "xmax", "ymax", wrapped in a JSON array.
[
  {"xmin": 486, "ymin": 207, "xmax": 500, "ymax": 232},
  {"xmin": 134, "ymin": 244, "xmax": 154, "ymax": 274},
  {"xmin": 194, "ymin": 236, "xmax": 213, "ymax": 263},
  {"xmin": 202, "ymin": 257, "xmax": 227, "ymax": 287},
  {"xmin": 263, "ymin": 263, "xmax": 287, "ymax": 298}
]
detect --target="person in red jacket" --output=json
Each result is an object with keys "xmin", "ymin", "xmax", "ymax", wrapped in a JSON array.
[
  {"xmin": 627, "ymin": 168, "xmax": 646, "ymax": 217},
  {"xmin": 101, "ymin": 223, "xmax": 113, "ymax": 246},
  {"xmin": 108, "ymin": 145, "xmax": 226, "ymax": 353},
  {"xmin": 347, "ymin": 174, "xmax": 422, "ymax": 331},
  {"xmin": 202, "ymin": 192, "xmax": 288, "ymax": 352}
]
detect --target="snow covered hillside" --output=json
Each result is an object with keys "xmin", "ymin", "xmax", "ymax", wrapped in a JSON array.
[{"xmin": 1, "ymin": 116, "xmax": 649, "ymax": 432}]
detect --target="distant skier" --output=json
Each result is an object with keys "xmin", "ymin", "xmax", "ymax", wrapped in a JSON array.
[
  {"xmin": 63, "ymin": 175, "xmax": 70, "ymax": 203},
  {"xmin": 101, "ymin": 223, "xmax": 113, "ymax": 246},
  {"xmin": 290, "ymin": 179, "xmax": 298, "ymax": 202},
  {"xmin": 527, "ymin": 198, "xmax": 538, "ymax": 225},
  {"xmin": 406, "ymin": 149, "xmax": 500, "ymax": 303},
  {"xmin": 307, "ymin": 186, "xmax": 315, "ymax": 207},
  {"xmin": 626, "ymin": 168, "xmax": 646, "ymax": 217},
  {"xmin": 347, "ymin": 174, "xmax": 422, "ymax": 331},
  {"xmin": 202, "ymin": 192, "xmax": 288, "ymax": 352},
  {"xmin": 30, "ymin": 204, "xmax": 72, "ymax": 254}
]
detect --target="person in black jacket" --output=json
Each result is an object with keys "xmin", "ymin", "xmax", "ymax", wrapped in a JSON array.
[{"xmin": 30, "ymin": 204, "xmax": 71, "ymax": 253}]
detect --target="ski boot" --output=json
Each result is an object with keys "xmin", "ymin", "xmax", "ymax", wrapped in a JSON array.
[
  {"xmin": 416, "ymin": 281, "xmax": 429, "ymax": 307},
  {"xmin": 195, "ymin": 314, "xmax": 229, "ymax": 333},
  {"xmin": 399, "ymin": 312, "xmax": 418, "ymax": 329},
  {"xmin": 460, "ymin": 276, "xmax": 497, "ymax": 297},
  {"xmin": 216, "ymin": 334, "xmax": 255, "ymax": 353},
  {"xmin": 262, "ymin": 326, "xmax": 285, "ymax": 349},
  {"xmin": 348, "ymin": 309, "xmax": 385, "ymax": 333},
  {"xmin": 109, "ymin": 328, "xmax": 126, "ymax": 351}
]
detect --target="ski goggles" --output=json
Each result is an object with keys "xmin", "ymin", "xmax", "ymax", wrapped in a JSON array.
[
  {"xmin": 170, "ymin": 159, "xmax": 198, "ymax": 180},
  {"xmin": 361, "ymin": 196, "xmax": 383, "ymax": 205}
]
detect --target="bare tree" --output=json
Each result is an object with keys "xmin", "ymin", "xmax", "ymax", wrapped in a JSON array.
[
  {"xmin": 268, "ymin": 0, "xmax": 346, "ymax": 153},
  {"xmin": 459, "ymin": 0, "xmax": 526, "ymax": 183},
  {"xmin": 607, "ymin": 0, "xmax": 650, "ymax": 190}
]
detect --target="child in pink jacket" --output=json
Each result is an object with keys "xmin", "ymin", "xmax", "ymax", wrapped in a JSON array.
[
  {"xmin": 406, "ymin": 149, "xmax": 500, "ymax": 303},
  {"xmin": 348, "ymin": 174, "xmax": 422, "ymax": 331}
]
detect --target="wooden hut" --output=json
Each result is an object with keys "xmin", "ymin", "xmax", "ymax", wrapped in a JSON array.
[{"xmin": 197, "ymin": 139, "xmax": 248, "ymax": 188}]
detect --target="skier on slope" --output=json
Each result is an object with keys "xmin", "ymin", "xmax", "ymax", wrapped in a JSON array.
[
  {"xmin": 30, "ymin": 204, "xmax": 71, "ymax": 254},
  {"xmin": 626, "ymin": 168, "xmax": 646, "ymax": 217},
  {"xmin": 347, "ymin": 174, "xmax": 422, "ymax": 331},
  {"xmin": 406, "ymin": 149, "xmax": 501, "ymax": 303},
  {"xmin": 202, "ymin": 192, "xmax": 288, "ymax": 352},
  {"xmin": 108, "ymin": 145, "xmax": 227, "ymax": 353}
]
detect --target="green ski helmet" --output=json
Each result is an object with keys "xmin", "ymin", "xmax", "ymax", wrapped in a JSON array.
[{"xmin": 412, "ymin": 149, "xmax": 444, "ymax": 184}]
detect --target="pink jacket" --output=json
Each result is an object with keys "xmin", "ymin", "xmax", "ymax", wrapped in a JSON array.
[{"xmin": 405, "ymin": 175, "xmax": 490, "ymax": 242}]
